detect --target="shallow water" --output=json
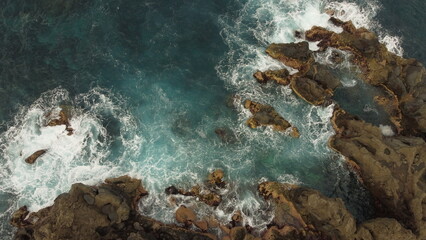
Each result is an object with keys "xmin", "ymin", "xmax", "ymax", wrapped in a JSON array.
[{"xmin": 0, "ymin": 0, "xmax": 423, "ymax": 238}]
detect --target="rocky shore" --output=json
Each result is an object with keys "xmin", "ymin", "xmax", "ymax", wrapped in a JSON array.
[{"xmin": 10, "ymin": 15, "xmax": 426, "ymax": 240}]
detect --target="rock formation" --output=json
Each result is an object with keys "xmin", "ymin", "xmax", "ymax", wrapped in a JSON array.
[
  {"xmin": 256, "ymin": 42, "xmax": 341, "ymax": 106},
  {"xmin": 46, "ymin": 107, "xmax": 74, "ymax": 135},
  {"xmin": 329, "ymin": 108, "xmax": 426, "ymax": 238},
  {"xmin": 305, "ymin": 17, "xmax": 426, "ymax": 136},
  {"xmin": 12, "ymin": 176, "xmax": 214, "ymax": 240},
  {"xmin": 24, "ymin": 150, "xmax": 47, "ymax": 164},
  {"xmin": 243, "ymin": 100, "xmax": 300, "ymax": 137},
  {"xmin": 165, "ymin": 170, "xmax": 225, "ymax": 207},
  {"xmin": 259, "ymin": 182, "xmax": 417, "ymax": 240}
]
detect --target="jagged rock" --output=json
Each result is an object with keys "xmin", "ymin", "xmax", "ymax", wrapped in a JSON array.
[
  {"xmin": 208, "ymin": 169, "xmax": 225, "ymax": 188},
  {"xmin": 258, "ymin": 182, "xmax": 417, "ymax": 240},
  {"xmin": 104, "ymin": 175, "xmax": 148, "ymax": 210},
  {"xmin": 46, "ymin": 107, "xmax": 74, "ymax": 135},
  {"xmin": 253, "ymin": 69, "xmax": 291, "ymax": 85},
  {"xmin": 10, "ymin": 206, "xmax": 30, "ymax": 228},
  {"xmin": 306, "ymin": 18, "xmax": 426, "ymax": 136},
  {"xmin": 243, "ymin": 100, "xmax": 299, "ymax": 136},
  {"xmin": 329, "ymin": 108, "xmax": 426, "ymax": 238},
  {"xmin": 175, "ymin": 205, "xmax": 197, "ymax": 226},
  {"xmin": 231, "ymin": 210, "xmax": 243, "ymax": 226},
  {"xmin": 165, "ymin": 170, "xmax": 224, "ymax": 207},
  {"xmin": 266, "ymin": 42, "xmax": 314, "ymax": 71},
  {"xmin": 25, "ymin": 150, "xmax": 47, "ymax": 164},
  {"xmin": 290, "ymin": 77, "xmax": 330, "ymax": 105},
  {"xmin": 12, "ymin": 177, "xmax": 214, "ymax": 240}
]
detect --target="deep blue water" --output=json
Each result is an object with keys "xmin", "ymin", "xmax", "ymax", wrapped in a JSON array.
[{"xmin": 0, "ymin": 0, "xmax": 424, "ymax": 238}]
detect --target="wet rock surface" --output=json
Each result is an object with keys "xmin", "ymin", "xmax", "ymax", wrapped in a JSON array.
[
  {"xmin": 12, "ymin": 176, "xmax": 214, "ymax": 240},
  {"xmin": 306, "ymin": 18, "xmax": 426, "ymax": 136},
  {"xmin": 329, "ymin": 108, "xmax": 426, "ymax": 238},
  {"xmin": 24, "ymin": 150, "xmax": 47, "ymax": 164},
  {"xmin": 165, "ymin": 170, "xmax": 225, "ymax": 207},
  {"xmin": 243, "ymin": 100, "xmax": 299, "ymax": 136},
  {"xmin": 258, "ymin": 182, "xmax": 417, "ymax": 240}
]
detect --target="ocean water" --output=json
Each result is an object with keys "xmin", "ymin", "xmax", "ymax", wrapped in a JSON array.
[{"xmin": 0, "ymin": 0, "xmax": 423, "ymax": 238}]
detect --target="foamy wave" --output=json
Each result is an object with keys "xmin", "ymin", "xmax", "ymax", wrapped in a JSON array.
[{"xmin": 0, "ymin": 87, "xmax": 142, "ymax": 217}]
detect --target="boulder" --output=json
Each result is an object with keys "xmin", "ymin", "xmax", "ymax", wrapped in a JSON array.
[
  {"xmin": 208, "ymin": 169, "xmax": 225, "ymax": 188},
  {"xmin": 25, "ymin": 150, "xmax": 47, "ymax": 164},
  {"xmin": 175, "ymin": 205, "xmax": 197, "ymax": 226}
]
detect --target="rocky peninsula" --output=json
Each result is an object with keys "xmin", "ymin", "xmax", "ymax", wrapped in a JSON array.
[{"xmin": 10, "ymin": 15, "xmax": 426, "ymax": 240}]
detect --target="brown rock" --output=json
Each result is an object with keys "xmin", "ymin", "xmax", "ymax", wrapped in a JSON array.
[
  {"xmin": 10, "ymin": 206, "xmax": 30, "ymax": 228},
  {"xmin": 175, "ymin": 205, "xmax": 197, "ymax": 226},
  {"xmin": 253, "ymin": 69, "xmax": 291, "ymax": 85},
  {"xmin": 25, "ymin": 149, "xmax": 47, "ymax": 164},
  {"xmin": 243, "ymin": 100, "xmax": 296, "ymax": 133},
  {"xmin": 208, "ymin": 169, "xmax": 225, "ymax": 188},
  {"xmin": 229, "ymin": 226, "xmax": 246, "ymax": 240},
  {"xmin": 195, "ymin": 220, "xmax": 209, "ymax": 231},
  {"xmin": 266, "ymin": 42, "xmax": 314, "ymax": 71},
  {"xmin": 329, "ymin": 108, "xmax": 426, "ymax": 238},
  {"xmin": 306, "ymin": 18, "xmax": 426, "ymax": 136}
]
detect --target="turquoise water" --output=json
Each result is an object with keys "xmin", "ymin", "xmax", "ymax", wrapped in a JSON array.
[{"xmin": 0, "ymin": 0, "xmax": 423, "ymax": 238}]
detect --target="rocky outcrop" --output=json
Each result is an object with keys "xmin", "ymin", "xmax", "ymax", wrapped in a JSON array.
[
  {"xmin": 12, "ymin": 176, "xmax": 214, "ymax": 240},
  {"xmin": 253, "ymin": 69, "xmax": 291, "ymax": 85},
  {"xmin": 258, "ymin": 182, "xmax": 417, "ymax": 240},
  {"xmin": 165, "ymin": 170, "xmax": 225, "ymax": 207},
  {"xmin": 243, "ymin": 100, "xmax": 300, "ymax": 137},
  {"xmin": 306, "ymin": 18, "xmax": 426, "ymax": 136},
  {"xmin": 266, "ymin": 42, "xmax": 314, "ymax": 71},
  {"xmin": 46, "ymin": 107, "xmax": 74, "ymax": 135},
  {"xmin": 329, "ymin": 108, "xmax": 426, "ymax": 239},
  {"xmin": 24, "ymin": 150, "xmax": 47, "ymax": 164},
  {"xmin": 259, "ymin": 42, "xmax": 341, "ymax": 106}
]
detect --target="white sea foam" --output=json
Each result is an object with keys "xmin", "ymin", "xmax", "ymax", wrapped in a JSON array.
[
  {"xmin": 0, "ymin": 87, "xmax": 142, "ymax": 216},
  {"xmin": 379, "ymin": 124, "xmax": 395, "ymax": 137}
]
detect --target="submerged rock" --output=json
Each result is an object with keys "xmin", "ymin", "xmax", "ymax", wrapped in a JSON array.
[
  {"xmin": 24, "ymin": 149, "xmax": 47, "ymax": 164},
  {"xmin": 329, "ymin": 108, "xmax": 426, "ymax": 238},
  {"xmin": 243, "ymin": 100, "xmax": 299, "ymax": 137}
]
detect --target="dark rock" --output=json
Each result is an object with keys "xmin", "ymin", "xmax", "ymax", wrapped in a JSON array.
[
  {"xmin": 243, "ymin": 100, "xmax": 299, "ymax": 136},
  {"xmin": 24, "ymin": 150, "xmax": 47, "ymax": 164},
  {"xmin": 165, "ymin": 186, "xmax": 181, "ymax": 195},
  {"xmin": 266, "ymin": 42, "xmax": 314, "ymax": 70},
  {"xmin": 83, "ymin": 194, "xmax": 95, "ymax": 205},
  {"xmin": 10, "ymin": 206, "xmax": 30, "ymax": 228}
]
